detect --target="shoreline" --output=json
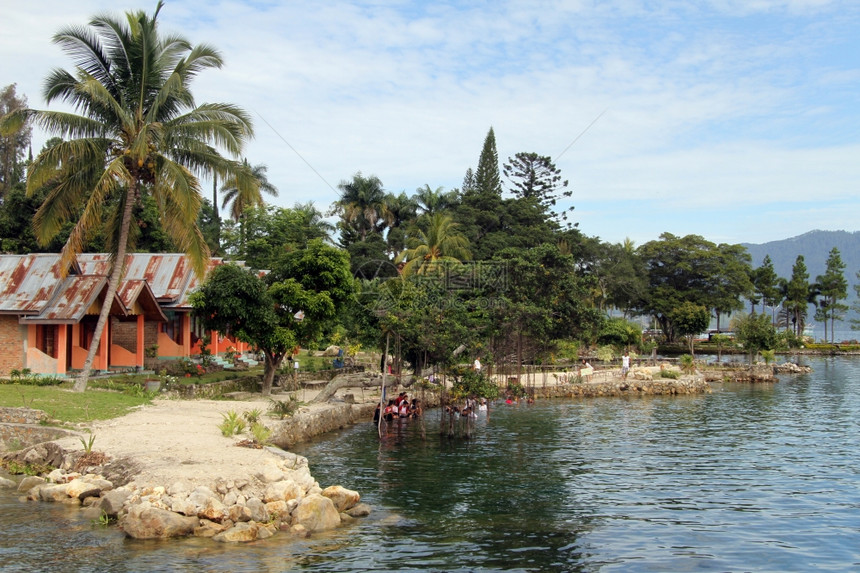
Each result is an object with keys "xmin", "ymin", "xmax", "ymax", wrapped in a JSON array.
[{"xmin": 0, "ymin": 361, "xmax": 809, "ymax": 543}]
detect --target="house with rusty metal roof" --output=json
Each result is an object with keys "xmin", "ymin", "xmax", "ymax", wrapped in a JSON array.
[{"xmin": 0, "ymin": 253, "xmax": 249, "ymax": 377}]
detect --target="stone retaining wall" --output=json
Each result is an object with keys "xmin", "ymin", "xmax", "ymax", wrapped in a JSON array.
[
  {"xmin": 270, "ymin": 403, "xmax": 377, "ymax": 449},
  {"xmin": 0, "ymin": 407, "xmax": 78, "ymax": 451},
  {"xmin": 0, "ymin": 423, "xmax": 77, "ymax": 451},
  {"xmin": 528, "ymin": 377, "xmax": 711, "ymax": 399}
]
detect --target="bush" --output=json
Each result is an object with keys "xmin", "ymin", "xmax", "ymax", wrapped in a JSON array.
[
  {"xmin": 679, "ymin": 354, "xmax": 695, "ymax": 374},
  {"xmin": 1, "ymin": 368, "xmax": 64, "ymax": 386},
  {"xmin": 269, "ymin": 396, "xmax": 301, "ymax": 419},
  {"xmin": 449, "ymin": 366, "xmax": 500, "ymax": 401},
  {"xmin": 250, "ymin": 422, "xmax": 272, "ymax": 445},
  {"xmin": 659, "ymin": 369, "xmax": 680, "ymax": 379},
  {"xmin": 218, "ymin": 411, "xmax": 246, "ymax": 436}
]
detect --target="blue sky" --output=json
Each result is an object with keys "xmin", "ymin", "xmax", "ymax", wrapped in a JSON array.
[{"xmin": 3, "ymin": 0, "xmax": 859, "ymax": 246}]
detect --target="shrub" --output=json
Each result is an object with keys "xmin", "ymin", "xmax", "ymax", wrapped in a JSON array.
[
  {"xmin": 449, "ymin": 366, "xmax": 500, "ymax": 401},
  {"xmin": 596, "ymin": 345, "xmax": 615, "ymax": 364},
  {"xmin": 243, "ymin": 408, "xmax": 262, "ymax": 424},
  {"xmin": 679, "ymin": 354, "xmax": 695, "ymax": 374},
  {"xmin": 269, "ymin": 396, "xmax": 301, "ymax": 419},
  {"xmin": 218, "ymin": 411, "xmax": 246, "ymax": 436},
  {"xmin": 250, "ymin": 422, "xmax": 272, "ymax": 445},
  {"xmin": 659, "ymin": 369, "xmax": 680, "ymax": 379},
  {"xmin": 79, "ymin": 434, "xmax": 96, "ymax": 454}
]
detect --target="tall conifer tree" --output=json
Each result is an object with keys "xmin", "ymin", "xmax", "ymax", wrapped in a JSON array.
[{"xmin": 474, "ymin": 127, "xmax": 501, "ymax": 198}]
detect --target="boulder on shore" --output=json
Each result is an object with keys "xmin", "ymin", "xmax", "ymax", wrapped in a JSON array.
[{"xmin": 121, "ymin": 503, "xmax": 199, "ymax": 539}]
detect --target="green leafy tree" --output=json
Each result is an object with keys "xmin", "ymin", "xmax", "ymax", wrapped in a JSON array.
[
  {"xmin": 814, "ymin": 247, "xmax": 848, "ymax": 343},
  {"xmin": 414, "ymin": 184, "xmax": 457, "ymax": 216},
  {"xmin": 733, "ymin": 312, "xmax": 778, "ymax": 364},
  {"xmin": 710, "ymin": 333, "xmax": 732, "ymax": 363},
  {"xmin": 593, "ymin": 239, "xmax": 648, "ymax": 317},
  {"xmin": 191, "ymin": 264, "xmax": 290, "ymax": 396},
  {"xmin": 226, "ymin": 202, "xmax": 334, "ymax": 269},
  {"xmin": 383, "ymin": 191, "xmax": 418, "ymax": 257},
  {"xmin": 753, "ymin": 254, "xmax": 781, "ymax": 320},
  {"xmin": 710, "ymin": 243, "xmax": 753, "ymax": 331},
  {"xmin": 454, "ymin": 128, "xmax": 508, "ymax": 259},
  {"xmin": 3, "ymin": 2, "xmax": 253, "ymax": 391},
  {"xmin": 0, "ymin": 84, "xmax": 31, "ymax": 198},
  {"xmin": 638, "ymin": 234, "xmax": 751, "ymax": 341},
  {"xmin": 489, "ymin": 243, "xmax": 602, "ymax": 366},
  {"xmin": 193, "ymin": 241, "xmax": 351, "ymax": 395},
  {"xmin": 669, "ymin": 301, "xmax": 710, "ymax": 356},
  {"xmin": 596, "ymin": 317, "xmax": 642, "ymax": 352}
]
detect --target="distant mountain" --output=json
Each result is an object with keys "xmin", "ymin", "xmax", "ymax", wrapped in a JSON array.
[
  {"xmin": 741, "ymin": 230, "xmax": 860, "ymax": 282},
  {"xmin": 741, "ymin": 230, "xmax": 859, "ymax": 340}
]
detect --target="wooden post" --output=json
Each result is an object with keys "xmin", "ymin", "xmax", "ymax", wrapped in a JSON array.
[{"xmin": 378, "ymin": 332, "xmax": 390, "ymax": 439}]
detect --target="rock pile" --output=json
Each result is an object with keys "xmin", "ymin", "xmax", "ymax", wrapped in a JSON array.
[
  {"xmin": 532, "ymin": 375, "xmax": 711, "ymax": 398},
  {"xmin": 4, "ymin": 444, "xmax": 370, "ymax": 542},
  {"xmin": 773, "ymin": 362, "xmax": 812, "ymax": 374}
]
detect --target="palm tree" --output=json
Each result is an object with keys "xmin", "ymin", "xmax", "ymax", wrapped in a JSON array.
[
  {"xmin": 292, "ymin": 201, "xmax": 335, "ymax": 245},
  {"xmin": 220, "ymin": 158, "xmax": 278, "ymax": 249},
  {"xmin": 330, "ymin": 172, "xmax": 392, "ymax": 242},
  {"xmin": 397, "ymin": 213, "xmax": 471, "ymax": 276},
  {"xmin": 10, "ymin": 2, "xmax": 253, "ymax": 391},
  {"xmin": 414, "ymin": 184, "xmax": 456, "ymax": 216},
  {"xmin": 384, "ymin": 191, "xmax": 418, "ymax": 257}
]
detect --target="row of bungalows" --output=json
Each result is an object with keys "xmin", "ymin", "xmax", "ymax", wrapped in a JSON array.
[{"xmin": 0, "ymin": 252, "xmax": 253, "ymax": 378}]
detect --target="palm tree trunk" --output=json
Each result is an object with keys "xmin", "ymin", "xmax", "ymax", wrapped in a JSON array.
[
  {"xmin": 73, "ymin": 184, "xmax": 137, "ymax": 392},
  {"xmin": 212, "ymin": 175, "xmax": 220, "ymax": 254}
]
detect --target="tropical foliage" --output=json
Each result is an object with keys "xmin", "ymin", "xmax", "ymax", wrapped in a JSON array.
[
  {"xmin": 1, "ymin": 3, "xmax": 253, "ymax": 391},
  {"xmin": 3, "ymin": 6, "xmax": 858, "ymax": 390}
]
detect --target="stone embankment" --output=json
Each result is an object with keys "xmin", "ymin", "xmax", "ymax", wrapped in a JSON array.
[
  {"xmin": 0, "ymin": 407, "xmax": 77, "ymax": 451},
  {"xmin": 3, "ymin": 445, "xmax": 369, "ymax": 541},
  {"xmin": 0, "ymin": 397, "xmax": 376, "ymax": 543},
  {"xmin": 529, "ymin": 374, "xmax": 711, "ymax": 399}
]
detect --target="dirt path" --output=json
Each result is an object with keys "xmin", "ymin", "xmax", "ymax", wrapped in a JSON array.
[{"xmin": 51, "ymin": 393, "xmax": 341, "ymax": 488}]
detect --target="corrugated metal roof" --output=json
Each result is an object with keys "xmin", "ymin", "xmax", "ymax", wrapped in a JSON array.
[
  {"xmin": 19, "ymin": 275, "xmax": 121, "ymax": 324},
  {"xmin": 3, "ymin": 253, "xmax": 257, "ymax": 318},
  {"xmin": 0, "ymin": 254, "xmax": 78, "ymax": 315},
  {"xmin": 117, "ymin": 279, "xmax": 168, "ymax": 322},
  {"xmin": 77, "ymin": 253, "xmax": 194, "ymax": 303},
  {"xmin": 167, "ymin": 258, "xmax": 258, "ymax": 309}
]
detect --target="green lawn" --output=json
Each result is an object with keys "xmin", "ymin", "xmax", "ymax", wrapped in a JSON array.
[{"xmin": 0, "ymin": 383, "xmax": 152, "ymax": 424}]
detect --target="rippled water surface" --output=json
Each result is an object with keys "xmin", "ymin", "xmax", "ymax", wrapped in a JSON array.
[{"xmin": 2, "ymin": 356, "xmax": 859, "ymax": 572}]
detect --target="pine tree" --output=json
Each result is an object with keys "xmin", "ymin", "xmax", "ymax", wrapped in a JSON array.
[
  {"xmin": 502, "ymin": 151, "xmax": 572, "ymax": 223},
  {"xmin": 815, "ymin": 247, "xmax": 848, "ymax": 343},
  {"xmin": 785, "ymin": 255, "xmax": 810, "ymax": 337},
  {"xmin": 474, "ymin": 127, "xmax": 501, "ymax": 198}
]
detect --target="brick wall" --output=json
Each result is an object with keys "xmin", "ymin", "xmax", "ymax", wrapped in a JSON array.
[
  {"xmin": 110, "ymin": 318, "xmax": 160, "ymax": 354},
  {"xmin": 110, "ymin": 318, "xmax": 136, "ymax": 353},
  {"xmin": 0, "ymin": 315, "xmax": 25, "ymax": 377}
]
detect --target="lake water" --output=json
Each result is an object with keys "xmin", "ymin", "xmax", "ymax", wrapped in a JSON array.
[{"xmin": 2, "ymin": 356, "xmax": 859, "ymax": 572}]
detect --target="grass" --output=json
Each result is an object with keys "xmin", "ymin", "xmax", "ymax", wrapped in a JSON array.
[{"xmin": 0, "ymin": 383, "xmax": 152, "ymax": 424}]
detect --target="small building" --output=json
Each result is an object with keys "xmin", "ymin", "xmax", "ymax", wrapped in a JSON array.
[{"xmin": 0, "ymin": 253, "xmax": 249, "ymax": 377}]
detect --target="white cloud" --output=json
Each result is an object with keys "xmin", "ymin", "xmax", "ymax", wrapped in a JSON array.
[{"xmin": 3, "ymin": 0, "xmax": 858, "ymax": 246}]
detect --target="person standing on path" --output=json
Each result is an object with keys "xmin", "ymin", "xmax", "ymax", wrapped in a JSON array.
[{"xmin": 622, "ymin": 351, "xmax": 630, "ymax": 379}]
